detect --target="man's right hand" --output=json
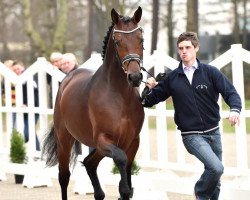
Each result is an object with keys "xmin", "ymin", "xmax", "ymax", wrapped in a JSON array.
[{"xmin": 146, "ymin": 77, "xmax": 158, "ymax": 89}]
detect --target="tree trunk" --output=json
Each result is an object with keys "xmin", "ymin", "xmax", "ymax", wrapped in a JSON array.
[
  {"xmin": 84, "ymin": 0, "xmax": 94, "ymax": 60},
  {"xmin": 151, "ymin": 0, "xmax": 159, "ymax": 54},
  {"xmin": 167, "ymin": 0, "xmax": 174, "ymax": 57},
  {"xmin": 0, "ymin": 7, "xmax": 11, "ymax": 60},
  {"xmin": 232, "ymin": 0, "xmax": 240, "ymax": 43},
  {"xmin": 186, "ymin": 0, "xmax": 199, "ymax": 33},
  {"xmin": 242, "ymin": 0, "xmax": 248, "ymax": 48}
]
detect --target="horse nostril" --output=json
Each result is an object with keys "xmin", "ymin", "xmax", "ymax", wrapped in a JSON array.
[
  {"xmin": 128, "ymin": 73, "xmax": 143, "ymax": 87},
  {"xmin": 128, "ymin": 73, "xmax": 137, "ymax": 82},
  {"xmin": 139, "ymin": 72, "xmax": 143, "ymax": 80}
]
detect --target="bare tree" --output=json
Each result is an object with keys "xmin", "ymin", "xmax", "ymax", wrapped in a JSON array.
[
  {"xmin": 151, "ymin": 0, "xmax": 159, "ymax": 54},
  {"xmin": 0, "ymin": 0, "xmax": 19, "ymax": 60},
  {"xmin": 167, "ymin": 0, "xmax": 174, "ymax": 57},
  {"xmin": 0, "ymin": 1, "xmax": 11, "ymax": 60},
  {"xmin": 21, "ymin": 0, "xmax": 68, "ymax": 58},
  {"xmin": 84, "ymin": 0, "xmax": 94, "ymax": 60},
  {"xmin": 186, "ymin": 0, "xmax": 199, "ymax": 33},
  {"xmin": 232, "ymin": 0, "xmax": 240, "ymax": 43},
  {"xmin": 242, "ymin": 0, "xmax": 248, "ymax": 48}
]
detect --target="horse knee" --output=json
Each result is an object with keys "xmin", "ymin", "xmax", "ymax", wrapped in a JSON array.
[{"xmin": 111, "ymin": 146, "xmax": 127, "ymax": 167}]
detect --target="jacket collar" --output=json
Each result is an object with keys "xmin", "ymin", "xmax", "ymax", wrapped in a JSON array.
[{"xmin": 177, "ymin": 59, "xmax": 201, "ymax": 74}]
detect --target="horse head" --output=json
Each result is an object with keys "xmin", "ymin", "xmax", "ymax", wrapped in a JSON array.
[{"xmin": 111, "ymin": 7, "xmax": 143, "ymax": 87}]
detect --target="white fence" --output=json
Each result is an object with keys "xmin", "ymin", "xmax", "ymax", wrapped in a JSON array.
[{"xmin": 0, "ymin": 44, "xmax": 250, "ymax": 199}]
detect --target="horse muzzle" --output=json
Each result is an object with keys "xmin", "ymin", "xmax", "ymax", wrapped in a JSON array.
[{"xmin": 127, "ymin": 72, "xmax": 143, "ymax": 87}]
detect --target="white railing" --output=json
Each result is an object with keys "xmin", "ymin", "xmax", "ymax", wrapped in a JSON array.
[{"xmin": 0, "ymin": 45, "xmax": 249, "ymax": 199}]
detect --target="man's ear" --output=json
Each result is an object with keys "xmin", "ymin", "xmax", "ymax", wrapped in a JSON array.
[{"xmin": 195, "ymin": 46, "xmax": 199, "ymax": 52}]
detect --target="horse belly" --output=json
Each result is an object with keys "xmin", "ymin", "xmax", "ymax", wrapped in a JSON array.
[{"xmin": 64, "ymin": 107, "xmax": 93, "ymax": 145}]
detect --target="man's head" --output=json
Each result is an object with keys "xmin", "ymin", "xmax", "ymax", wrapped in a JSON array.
[
  {"xmin": 177, "ymin": 32, "xmax": 200, "ymax": 66},
  {"xmin": 50, "ymin": 52, "xmax": 63, "ymax": 68},
  {"xmin": 177, "ymin": 32, "xmax": 200, "ymax": 48},
  {"xmin": 60, "ymin": 53, "xmax": 78, "ymax": 74},
  {"xmin": 12, "ymin": 61, "xmax": 25, "ymax": 75},
  {"xmin": 4, "ymin": 60, "xmax": 14, "ymax": 69}
]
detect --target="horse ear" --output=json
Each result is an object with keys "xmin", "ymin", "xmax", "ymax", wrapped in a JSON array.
[
  {"xmin": 111, "ymin": 8, "xmax": 119, "ymax": 24},
  {"xmin": 132, "ymin": 6, "xmax": 142, "ymax": 23}
]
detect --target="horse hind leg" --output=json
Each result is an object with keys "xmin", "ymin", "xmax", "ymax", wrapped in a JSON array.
[
  {"xmin": 83, "ymin": 149, "xmax": 105, "ymax": 200},
  {"xmin": 58, "ymin": 166, "xmax": 71, "ymax": 200},
  {"xmin": 57, "ymin": 130, "xmax": 76, "ymax": 200}
]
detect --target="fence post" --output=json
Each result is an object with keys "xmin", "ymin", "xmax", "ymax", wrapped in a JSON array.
[{"xmin": 231, "ymin": 44, "xmax": 248, "ymax": 170}]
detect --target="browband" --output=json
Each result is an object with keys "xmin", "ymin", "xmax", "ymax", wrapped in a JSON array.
[{"xmin": 113, "ymin": 26, "xmax": 142, "ymax": 34}]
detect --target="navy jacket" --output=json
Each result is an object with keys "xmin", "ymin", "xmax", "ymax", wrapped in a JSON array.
[{"xmin": 143, "ymin": 60, "xmax": 242, "ymax": 132}]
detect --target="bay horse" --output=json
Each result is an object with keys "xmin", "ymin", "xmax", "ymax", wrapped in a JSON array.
[{"xmin": 42, "ymin": 7, "xmax": 144, "ymax": 200}]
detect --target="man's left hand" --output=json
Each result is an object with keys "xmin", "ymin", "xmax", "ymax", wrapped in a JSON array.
[{"xmin": 228, "ymin": 111, "xmax": 240, "ymax": 126}]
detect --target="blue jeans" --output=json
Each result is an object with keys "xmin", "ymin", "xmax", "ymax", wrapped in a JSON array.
[
  {"xmin": 182, "ymin": 129, "xmax": 224, "ymax": 200},
  {"xmin": 24, "ymin": 113, "xmax": 40, "ymax": 151}
]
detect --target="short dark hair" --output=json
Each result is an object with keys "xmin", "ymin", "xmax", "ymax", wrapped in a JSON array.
[{"xmin": 177, "ymin": 32, "xmax": 200, "ymax": 48}]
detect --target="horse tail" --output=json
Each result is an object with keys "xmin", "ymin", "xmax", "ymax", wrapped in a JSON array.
[
  {"xmin": 42, "ymin": 124, "xmax": 82, "ymax": 167},
  {"xmin": 72, "ymin": 140, "xmax": 82, "ymax": 167},
  {"xmin": 41, "ymin": 124, "xmax": 58, "ymax": 167}
]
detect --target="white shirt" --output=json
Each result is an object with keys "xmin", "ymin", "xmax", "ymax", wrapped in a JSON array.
[{"xmin": 183, "ymin": 61, "xmax": 198, "ymax": 84}]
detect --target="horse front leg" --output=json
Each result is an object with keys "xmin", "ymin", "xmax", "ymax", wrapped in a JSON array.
[
  {"xmin": 125, "ymin": 138, "xmax": 140, "ymax": 199},
  {"xmin": 83, "ymin": 150, "xmax": 105, "ymax": 200},
  {"xmin": 108, "ymin": 144, "xmax": 131, "ymax": 200}
]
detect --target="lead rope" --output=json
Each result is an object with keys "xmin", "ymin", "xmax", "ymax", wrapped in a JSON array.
[{"xmin": 140, "ymin": 66, "xmax": 155, "ymax": 83}]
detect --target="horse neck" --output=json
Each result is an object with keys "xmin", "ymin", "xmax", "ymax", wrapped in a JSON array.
[{"xmin": 101, "ymin": 42, "xmax": 129, "ymax": 90}]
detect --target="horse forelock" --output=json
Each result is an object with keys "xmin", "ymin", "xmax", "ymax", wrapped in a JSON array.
[
  {"xmin": 120, "ymin": 16, "xmax": 131, "ymax": 23},
  {"xmin": 101, "ymin": 16, "xmax": 135, "ymax": 61}
]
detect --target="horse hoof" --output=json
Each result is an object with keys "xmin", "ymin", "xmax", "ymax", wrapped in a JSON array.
[
  {"xmin": 94, "ymin": 193, "xmax": 105, "ymax": 200},
  {"xmin": 129, "ymin": 187, "xmax": 134, "ymax": 198},
  {"xmin": 118, "ymin": 197, "xmax": 130, "ymax": 200}
]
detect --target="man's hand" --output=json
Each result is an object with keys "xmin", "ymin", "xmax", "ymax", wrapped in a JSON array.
[
  {"xmin": 228, "ymin": 111, "xmax": 240, "ymax": 126},
  {"xmin": 141, "ymin": 77, "xmax": 157, "ymax": 105},
  {"xmin": 146, "ymin": 77, "xmax": 158, "ymax": 89}
]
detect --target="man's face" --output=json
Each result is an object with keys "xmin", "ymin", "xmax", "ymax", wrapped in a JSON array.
[
  {"xmin": 12, "ymin": 64, "xmax": 24, "ymax": 75},
  {"xmin": 60, "ymin": 58, "xmax": 75, "ymax": 74},
  {"xmin": 178, "ymin": 40, "xmax": 199, "ymax": 65}
]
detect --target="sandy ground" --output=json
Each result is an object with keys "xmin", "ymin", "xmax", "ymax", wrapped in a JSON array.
[
  {"xmin": 0, "ymin": 173, "xmax": 193, "ymax": 200},
  {"xmin": 0, "ymin": 131, "xmax": 249, "ymax": 200}
]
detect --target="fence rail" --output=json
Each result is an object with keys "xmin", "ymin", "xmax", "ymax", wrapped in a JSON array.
[{"xmin": 0, "ymin": 45, "xmax": 250, "ymax": 199}]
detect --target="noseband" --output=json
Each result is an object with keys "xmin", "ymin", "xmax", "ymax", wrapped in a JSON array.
[{"xmin": 113, "ymin": 26, "xmax": 143, "ymax": 73}]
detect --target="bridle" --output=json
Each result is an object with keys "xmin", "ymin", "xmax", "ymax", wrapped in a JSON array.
[{"xmin": 113, "ymin": 26, "xmax": 143, "ymax": 73}]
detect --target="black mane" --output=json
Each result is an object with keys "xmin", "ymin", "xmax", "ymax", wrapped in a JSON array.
[
  {"xmin": 101, "ymin": 23, "xmax": 114, "ymax": 60},
  {"xmin": 101, "ymin": 16, "xmax": 132, "ymax": 60}
]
